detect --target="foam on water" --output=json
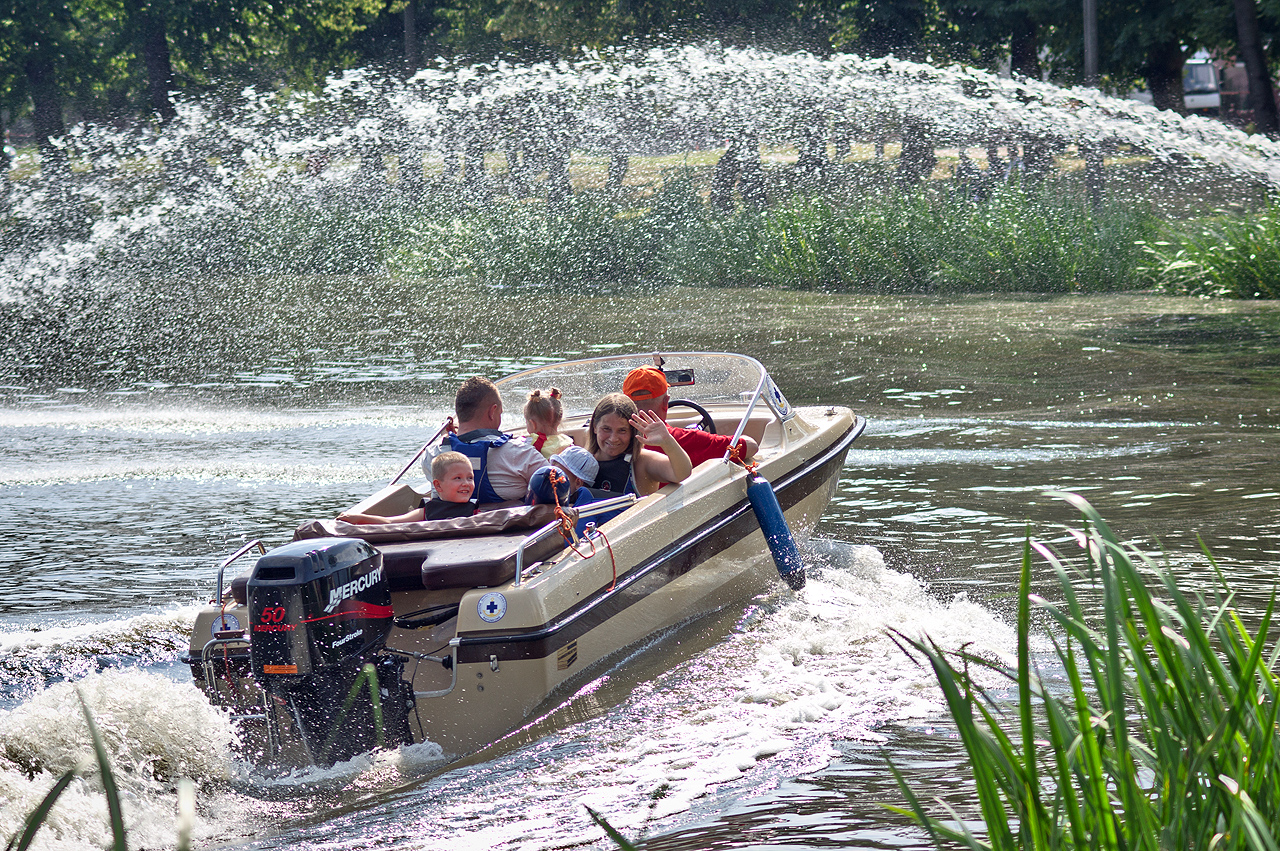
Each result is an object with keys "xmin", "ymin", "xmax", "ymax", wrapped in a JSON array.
[
  {"xmin": 0, "ymin": 607, "xmax": 201, "ymax": 697},
  {"xmin": 0, "ymin": 669, "xmax": 237, "ymax": 850}
]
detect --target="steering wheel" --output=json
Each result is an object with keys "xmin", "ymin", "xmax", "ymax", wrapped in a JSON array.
[{"xmin": 668, "ymin": 399, "xmax": 716, "ymax": 434}]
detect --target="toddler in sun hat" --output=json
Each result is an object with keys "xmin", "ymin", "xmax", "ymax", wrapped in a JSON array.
[{"xmin": 549, "ymin": 445, "xmax": 598, "ymax": 490}]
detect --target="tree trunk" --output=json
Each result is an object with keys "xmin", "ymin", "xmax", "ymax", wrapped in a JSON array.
[
  {"xmin": 547, "ymin": 148, "xmax": 572, "ymax": 210},
  {"xmin": 139, "ymin": 7, "xmax": 176, "ymax": 122},
  {"xmin": 23, "ymin": 52, "xmax": 70, "ymax": 181},
  {"xmin": 738, "ymin": 137, "xmax": 766, "ymax": 210},
  {"xmin": 1009, "ymin": 15, "xmax": 1041, "ymax": 80},
  {"xmin": 896, "ymin": 120, "xmax": 935, "ymax": 187},
  {"xmin": 606, "ymin": 153, "xmax": 628, "ymax": 188},
  {"xmin": 709, "ymin": 142, "xmax": 739, "ymax": 212},
  {"xmin": 0, "ymin": 110, "xmax": 10, "ymax": 212},
  {"xmin": 1145, "ymin": 40, "xmax": 1186, "ymax": 114},
  {"xmin": 403, "ymin": 2, "xmax": 419, "ymax": 75},
  {"xmin": 1232, "ymin": 0, "xmax": 1279, "ymax": 136}
]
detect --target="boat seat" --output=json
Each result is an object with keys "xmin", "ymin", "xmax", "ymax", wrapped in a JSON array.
[
  {"xmin": 381, "ymin": 531, "xmax": 566, "ymax": 591},
  {"xmin": 227, "ymin": 505, "xmax": 565, "ymax": 603}
]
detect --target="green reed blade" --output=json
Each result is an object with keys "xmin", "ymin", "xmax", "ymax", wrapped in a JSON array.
[
  {"xmin": 76, "ymin": 690, "xmax": 128, "ymax": 851},
  {"xmin": 5, "ymin": 770, "xmax": 76, "ymax": 851},
  {"xmin": 585, "ymin": 806, "xmax": 639, "ymax": 851}
]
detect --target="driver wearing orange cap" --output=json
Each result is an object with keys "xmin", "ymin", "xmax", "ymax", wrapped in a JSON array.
[{"xmin": 622, "ymin": 365, "xmax": 759, "ymax": 467}]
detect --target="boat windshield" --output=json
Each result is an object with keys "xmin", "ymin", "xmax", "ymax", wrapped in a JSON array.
[{"xmin": 496, "ymin": 352, "xmax": 788, "ymax": 422}]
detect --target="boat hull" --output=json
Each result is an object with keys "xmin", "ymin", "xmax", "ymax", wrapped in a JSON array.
[{"xmin": 395, "ymin": 407, "xmax": 862, "ymax": 754}]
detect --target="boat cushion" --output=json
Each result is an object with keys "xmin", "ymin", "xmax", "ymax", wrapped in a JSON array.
[
  {"xmin": 292, "ymin": 504, "xmax": 554, "ymax": 544},
  {"xmin": 287, "ymin": 504, "xmax": 563, "ymax": 593},
  {"xmin": 230, "ymin": 506, "xmax": 566, "ymax": 602}
]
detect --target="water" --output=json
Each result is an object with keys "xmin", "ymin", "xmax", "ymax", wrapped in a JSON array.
[
  {"xmin": 2, "ymin": 281, "xmax": 1278, "ymax": 849},
  {"xmin": 4, "ymin": 42, "xmax": 1280, "ymax": 850}
]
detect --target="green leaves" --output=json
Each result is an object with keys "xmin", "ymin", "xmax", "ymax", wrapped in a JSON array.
[
  {"xmin": 890, "ymin": 494, "xmax": 1280, "ymax": 851},
  {"xmin": 1142, "ymin": 206, "xmax": 1280, "ymax": 299}
]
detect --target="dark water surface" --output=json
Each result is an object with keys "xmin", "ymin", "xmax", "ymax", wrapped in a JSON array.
[{"xmin": 1, "ymin": 283, "xmax": 1278, "ymax": 849}]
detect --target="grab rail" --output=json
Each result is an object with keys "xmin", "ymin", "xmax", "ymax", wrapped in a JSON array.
[
  {"xmin": 723, "ymin": 373, "xmax": 766, "ymax": 464},
  {"xmin": 214, "ymin": 539, "xmax": 268, "ymax": 605},
  {"xmin": 513, "ymin": 494, "xmax": 637, "ymax": 586},
  {"xmin": 390, "ymin": 417, "xmax": 454, "ymax": 486}
]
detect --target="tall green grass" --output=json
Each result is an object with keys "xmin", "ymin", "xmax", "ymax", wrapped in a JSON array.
[
  {"xmin": 889, "ymin": 493, "xmax": 1280, "ymax": 850},
  {"xmin": 386, "ymin": 181, "xmax": 1157, "ymax": 293},
  {"xmin": 669, "ymin": 185, "xmax": 1155, "ymax": 292},
  {"xmin": 1140, "ymin": 206, "xmax": 1280, "ymax": 298}
]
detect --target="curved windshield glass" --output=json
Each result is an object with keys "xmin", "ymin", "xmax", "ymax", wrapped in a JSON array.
[{"xmin": 496, "ymin": 352, "xmax": 769, "ymax": 419}]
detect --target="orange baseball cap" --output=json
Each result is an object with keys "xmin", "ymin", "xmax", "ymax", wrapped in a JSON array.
[{"xmin": 623, "ymin": 366, "xmax": 668, "ymax": 401}]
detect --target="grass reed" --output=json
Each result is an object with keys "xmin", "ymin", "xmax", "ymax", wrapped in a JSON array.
[
  {"xmin": 888, "ymin": 493, "xmax": 1280, "ymax": 850},
  {"xmin": 384, "ymin": 179, "xmax": 1157, "ymax": 293},
  {"xmin": 1140, "ymin": 206, "xmax": 1280, "ymax": 299}
]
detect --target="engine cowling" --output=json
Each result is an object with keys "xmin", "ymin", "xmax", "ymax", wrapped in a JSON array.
[{"xmin": 247, "ymin": 536, "xmax": 391, "ymax": 680}]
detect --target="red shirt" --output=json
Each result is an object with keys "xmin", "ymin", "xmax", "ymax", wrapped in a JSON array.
[{"xmin": 665, "ymin": 426, "xmax": 744, "ymax": 467}]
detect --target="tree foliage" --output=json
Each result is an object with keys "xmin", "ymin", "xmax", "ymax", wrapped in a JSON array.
[{"xmin": 6, "ymin": 0, "xmax": 1280, "ymax": 160}]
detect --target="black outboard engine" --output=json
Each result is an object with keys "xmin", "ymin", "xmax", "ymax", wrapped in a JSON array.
[{"xmin": 247, "ymin": 537, "xmax": 412, "ymax": 764}]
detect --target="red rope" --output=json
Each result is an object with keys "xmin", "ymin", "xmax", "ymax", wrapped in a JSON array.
[
  {"xmin": 598, "ymin": 528, "xmax": 618, "ymax": 591},
  {"xmin": 548, "ymin": 468, "xmax": 617, "ymax": 588},
  {"xmin": 728, "ymin": 442, "xmax": 759, "ymax": 476}
]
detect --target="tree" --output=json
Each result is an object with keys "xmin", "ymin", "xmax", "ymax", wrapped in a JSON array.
[
  {"xmin": 1232, "ymin": 0, "xmax": 1279, "ymax": 135},
  {"xmin": 0, "ymin": 0, "xmax": 90, "ymax": 178}
]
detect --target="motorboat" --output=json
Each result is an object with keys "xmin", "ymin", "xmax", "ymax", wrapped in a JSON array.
[{"xmin": 185, "ymin": 352, "xmax": 865, "ymax": 765}]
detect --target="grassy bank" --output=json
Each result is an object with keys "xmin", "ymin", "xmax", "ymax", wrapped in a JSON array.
[
  {"xmin": 892, "ymin": 494, "xmax": 1280, "ymax": 850},
  {"xmin": 1141, "ymin": 205, "xmax": 1280, "ymax": 298},
  {"xmin": 379, "ymin": 179, "xmax": 1158, "ymax": 293}
]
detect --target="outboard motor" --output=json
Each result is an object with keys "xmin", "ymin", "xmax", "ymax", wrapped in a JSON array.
[{"xmin": 247, "ymin": 537, "xmax": 411, "ymax": 764}]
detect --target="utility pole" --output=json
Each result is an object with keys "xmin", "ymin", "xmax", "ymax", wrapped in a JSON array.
[{"xmin": 1082, "ymin": 0, "xmax": 1103, "ymax": 209}]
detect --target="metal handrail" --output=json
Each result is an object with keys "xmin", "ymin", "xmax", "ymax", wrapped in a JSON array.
[
  {"xmin": 214, "ymin": 539, "xmax": 267, "ymax": 605},
  {"xmin": 722, "ymin": 370, "xmax": 768, "ymax": 464},
  {"xmin": 513, "ymin": 494, "xmax": 638, "ymax": 586},
  {"xmin": 390, "ymin": 417, "xmax": 454, "ymax": 486},
  {"xmin": 199, "ymin": 635, "xmax": 278, "ymax": 756}
]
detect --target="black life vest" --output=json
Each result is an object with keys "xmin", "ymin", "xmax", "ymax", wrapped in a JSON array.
[{"xmin": 592, "ymin": 452, "xmax": 635, "ymax": 496}]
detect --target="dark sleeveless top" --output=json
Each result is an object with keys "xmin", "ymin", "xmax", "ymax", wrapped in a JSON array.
[
  {"xmin": 592, "ymin": 453, "xmax": 635, "ymax": 495},
  {"xmin": 419, "ymin": 497, "xmax": 477, "ymax": 521}
]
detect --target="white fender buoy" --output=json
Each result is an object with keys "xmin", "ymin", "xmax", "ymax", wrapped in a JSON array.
[{"xmin": 746, "ymin": 474, "xmax": 805, "ymax": 590}]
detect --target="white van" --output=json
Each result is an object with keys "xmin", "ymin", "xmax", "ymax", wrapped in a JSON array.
[{"xmin": 1130, "ymin": 53, "xmax": 1221, "ymax": 116}]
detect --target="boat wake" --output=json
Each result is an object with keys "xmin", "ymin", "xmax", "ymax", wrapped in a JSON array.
[
  {"xmin": 0, "ymin": 608, "xmax": 202, "ymax": 701},
  {"xmin": 0, "ymin": 540, "xmax": 1015, "ymax": 850}
]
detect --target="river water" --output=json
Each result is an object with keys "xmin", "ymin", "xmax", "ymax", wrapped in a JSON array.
[{"xmin": 1, "ymin": 281, "xmax": 1278, "ymax": 849}]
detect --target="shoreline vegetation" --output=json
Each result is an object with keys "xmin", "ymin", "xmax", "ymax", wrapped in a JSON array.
[
  {"xmin": 4, "ymin": 139, "xmax": 1279, "ymax": 299},
  {"xmin": 891, "ymin": 493, "xmax": 1280, "ymax": 850}
]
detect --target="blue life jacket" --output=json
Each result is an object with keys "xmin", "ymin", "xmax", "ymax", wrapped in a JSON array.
[{"xmin": 444, "ymin": 431, "xmax": 511, "ymax": 504}]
